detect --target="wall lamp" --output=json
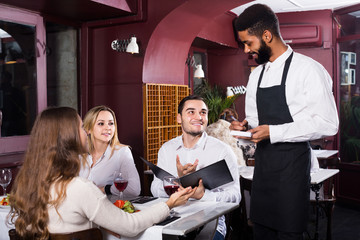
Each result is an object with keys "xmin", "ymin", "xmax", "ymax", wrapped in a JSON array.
[
  {"xmin": 194, "ymin": 64, "xmax": 205, "ymax": 78},
  {"xmin": 186, "ymin": 54, "xmax": 205, "ymax": 87},
  {"xmin": 111, "ymin": 35, "xmax": 139, "ymax": 54}
]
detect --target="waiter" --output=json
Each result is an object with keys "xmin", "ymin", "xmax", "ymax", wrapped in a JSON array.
[{"xmin": 231, "ymin": 4, "xmax": 339, "ymax": 240}]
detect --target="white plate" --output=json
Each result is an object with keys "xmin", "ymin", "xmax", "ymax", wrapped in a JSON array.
[{"xmin": 0, "ymin": 195, "xmax": 10, "ymax": 208}]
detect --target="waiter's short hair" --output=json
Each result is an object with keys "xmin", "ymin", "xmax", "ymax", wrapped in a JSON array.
[
  {"xmin": 233, "ymin": 3, "xmax": 281, "ymax": 39},
  {"xmin": 178, "ymin": 95, "xmax": 207, "ymax": 114}
]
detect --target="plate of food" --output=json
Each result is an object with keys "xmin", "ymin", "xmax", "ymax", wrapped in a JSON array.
[
  {"xmin": 113, "ymin": 200, "xmax": 139, "ymax": 213},
  {"xmin": 0, "ymin": 195, "xmax": 10, "ymax": 208}
]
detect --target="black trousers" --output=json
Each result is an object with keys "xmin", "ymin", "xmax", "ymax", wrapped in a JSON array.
[{"xmin": 253, "ymin": 223, "xmax": 303, "ymax": 240}]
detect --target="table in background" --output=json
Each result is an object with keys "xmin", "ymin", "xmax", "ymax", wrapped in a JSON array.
[
  {"xmin": 313, "ymin": 150, "xmax": 339, "ymax": 169},
  {"xmin": 238, "ymin": 166, "xmax": 339, "ymax": 240}
]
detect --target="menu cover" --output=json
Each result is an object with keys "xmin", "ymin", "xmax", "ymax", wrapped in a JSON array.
[{"xmin": 140, "ymin": 157, "xmax": 233, "ymax": 190}]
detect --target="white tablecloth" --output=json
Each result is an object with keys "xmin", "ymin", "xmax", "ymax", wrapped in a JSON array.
[
  {"xmin": 0, "ymin": 207, "xmax": 12, "ymax": 240},
  {"xmin": 104, "ymin": 198, "xmax": 217, "ymax": 240}
]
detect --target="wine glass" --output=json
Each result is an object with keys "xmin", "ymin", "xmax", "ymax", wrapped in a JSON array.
[
  {"xmin": 0, "ymin": 168, "xmax": 12, "ymax": 195},
  {"xmin": 163, "ymin": 176, "xmax": 180, "ymax": 217},
  {"xmin": 163, "ymin": 176, "xmax": 180, "ymax": 196},
  {"xmin": 113, "ymin": 172, "xmax": 128, "ymax": 200}
]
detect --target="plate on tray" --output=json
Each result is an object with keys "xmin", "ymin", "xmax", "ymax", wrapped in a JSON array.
[{"xmin": 0, "ymin": 195, "xmax": 10, "ymax": 209}]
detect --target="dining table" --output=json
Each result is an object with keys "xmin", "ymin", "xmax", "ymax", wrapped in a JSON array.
[
  {"xmin": 104, "ymin": 196, "xmax": 239, "ymax": 240},
  {"xmin": 0, "ymin": 196, "xmax": 238, "ymax": 240},
  {"xmin": 238, "ymin": 165, "xmax": 339, "ymax": 240},
  {"xmin": 0, "ymin": 202, "xmax": 10, "ymax": 240}
]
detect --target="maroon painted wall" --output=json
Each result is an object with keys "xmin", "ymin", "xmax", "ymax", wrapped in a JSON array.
[
  {"xmin": 201, "ymin": 12, "xmax": 249, "ymax": 121},
  {"xmin": 83, "ymin": 0, "xmax": 252, "ymax": 156},
  {"xmin": 278, "ymin": 10, "xmax": 335, "ymax": 78},
  {"xmin": 84, "ymin": 4, "xmax": 337, "ymax": 156}
]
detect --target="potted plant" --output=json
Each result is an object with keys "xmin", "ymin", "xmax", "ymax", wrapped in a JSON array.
[{"xmin": 194, "ymin": 80, "xmax": 240, "ymax": 124}]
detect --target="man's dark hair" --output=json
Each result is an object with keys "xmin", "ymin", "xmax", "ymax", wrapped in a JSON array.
[
  {"xmin": 178, "ymin": 95, "xmax": 207, "ymax": 114},
  {"xmin": 233, "ymin": 4, "xmax": 281, "ymax": 39}
]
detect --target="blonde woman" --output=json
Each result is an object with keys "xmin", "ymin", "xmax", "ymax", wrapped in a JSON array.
[
  {"xmin": 80, "ymin": 105, "xmax": 140, "ymax": 198},
  {"xmin": 8, "ymin": 107, "xmax": 195, "ymax": 239}
]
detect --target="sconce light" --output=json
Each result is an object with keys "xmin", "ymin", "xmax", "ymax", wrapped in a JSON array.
[
  {"xmin": 194, "ymin": 64, "xmax": 205, "ymax": 78},
  {"xmin": 185, "ymin": 54, "xmax": 205, "ymax": 87},
  {"xmin": 111, "ymin": 35, "xmax": 139, "ymax": 54}
]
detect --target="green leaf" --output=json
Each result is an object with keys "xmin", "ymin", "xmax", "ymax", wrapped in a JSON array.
[{"xmin": 195, "ymin": 80, "xmax": 241, "ymax": 124}]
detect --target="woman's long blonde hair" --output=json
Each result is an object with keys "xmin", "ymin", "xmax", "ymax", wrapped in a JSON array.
[
  {"xmin": 8, "ymin": 107, "xmax": 87, "ymax": 239},
  {"xmin": 83, "ymin": 105, "xmax": 124, "ymax": 158}
]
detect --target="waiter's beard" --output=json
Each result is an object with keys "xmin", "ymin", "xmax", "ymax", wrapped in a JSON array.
[{"xmin": 255, "ymin": 39, "xmax": 272, "ymax": 64}]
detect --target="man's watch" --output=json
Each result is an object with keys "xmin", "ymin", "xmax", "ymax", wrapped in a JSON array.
[{"xmin": 105, "ymin": 184, "xmax": 112, "ymax": 195}]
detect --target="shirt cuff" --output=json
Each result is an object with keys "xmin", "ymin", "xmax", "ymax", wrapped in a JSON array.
[{"xmin": 200, "ymin": 189, "xmax": 217, "ymax": 202}]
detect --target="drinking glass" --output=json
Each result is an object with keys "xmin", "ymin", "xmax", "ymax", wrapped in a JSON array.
[
  {"xmin": 0, "ymin": 169, "xmax": 12, "ymax": 195},
  {"xmin": 113, "ymin": 172, "xmax": 128, "ymax": 200},
  {"xmin": 163, "ymin": 176, "xmax": 180, "ymax": 217},
  {"xmin": 163, "ymin": 176, "xmax": 180, "ymax": 196}
]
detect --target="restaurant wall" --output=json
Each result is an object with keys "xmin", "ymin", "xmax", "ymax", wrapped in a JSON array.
[
  {"xmin": 84, "ymin": 0, "xmax": 183, "ymax": 156},
  {"xmin": 85, "ymin": 7, "xmax": 336, "ymax": 152},
  {"xmin": 278, "ymin": 10, "xmax": 335, "ymax": 79},
  {"xmin": 84, "ymin": 0, "xmax": 250, "ymax": 156}
]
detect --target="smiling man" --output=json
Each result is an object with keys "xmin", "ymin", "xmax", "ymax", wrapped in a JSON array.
[
  {"xmin": 232, "ymin": 4, "xmax": 339, "ymax": 240},
  {"xmin": 151, "ymin": 95, "xmax": 240, "ymax": 240}
]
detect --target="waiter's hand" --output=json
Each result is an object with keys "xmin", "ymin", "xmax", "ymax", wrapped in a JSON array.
[
  {"xmin": 249, "ymin": 125, "xmax": 270, "ymax": 143},
  {"xmin": 176, "ymin": 155, "xmax": 199, "ymax": 177},
  {"xmin": 230, "ymin": 119, "xmax": 248, "ymax": 131}
]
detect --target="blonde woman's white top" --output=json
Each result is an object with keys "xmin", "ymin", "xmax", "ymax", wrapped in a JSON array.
[{"xmin": 79, "ymin": 145, "xmax": 141, "ymax": 197}]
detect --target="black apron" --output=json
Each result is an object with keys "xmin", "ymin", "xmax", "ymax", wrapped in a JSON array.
[{"xmin": 250, "ymin": 52, "xmax": 311, "ymax": 232}]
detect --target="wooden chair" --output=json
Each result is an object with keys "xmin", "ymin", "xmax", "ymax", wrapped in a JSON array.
[
  {"xmin": 239, "ymin": 175, "xmax": 253, "ymax": 239},
  {"xmin": 9, "ymin": 228, "xmax": 103, "ymax": 240}
]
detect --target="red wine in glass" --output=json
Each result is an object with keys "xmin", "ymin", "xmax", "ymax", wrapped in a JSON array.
[
  {"xmin": 164, "ymin": 185, "xmax": 179, "ymax": 196},
  {"xmin": 163, "ymin": 176, "xmax": 179, "ymax": 196},
  {"xmin": 115, "ymin": 180, "xmax": 128, "ymax": 192},
  {"xmin": 113, "ymin": 172, "xmax": 127, "ymax": 199}
]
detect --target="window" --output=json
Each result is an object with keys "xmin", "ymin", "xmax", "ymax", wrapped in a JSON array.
[
  {"xmin": 0, "ymin": 5, "xmax": 46, "ymax": 154},
  {"xmin": 0, "ymin": 6, "xmax": 80, "ymax": 155},
  {"xmin": 0, "ymin": 21, "xmax": 37, "ymax": 137},
  {"xmin": 337, "ymin": 9, "xmax": 360, "ymax": 164}
]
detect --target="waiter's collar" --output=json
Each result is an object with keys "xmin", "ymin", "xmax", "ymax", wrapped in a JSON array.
[
  {"xmin": 176, "ymin": 132, "xmax": 208, "ymax": 150},
  {"xmin": 264, "ymin": 45, "xmax": 293, "ymax": 70}
]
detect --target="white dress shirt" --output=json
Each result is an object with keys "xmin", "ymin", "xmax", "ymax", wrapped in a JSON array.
[
  {"xmin": 150, "ymin": 132, "xmax": 241, "ymax": 237},
  {"xmin": 245, "ymin": 46, "xmax": 339, "ymax": 143},
  {"xmin": 79, "ymin": 145, "xmax": 141, "ymax": 198}
]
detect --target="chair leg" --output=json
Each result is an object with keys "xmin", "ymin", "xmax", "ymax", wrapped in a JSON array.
[{"xmin": 323, "ymin": 201, "xmax": 335, "ymax": 240}]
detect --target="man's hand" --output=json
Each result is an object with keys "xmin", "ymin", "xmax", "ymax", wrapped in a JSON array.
[
  {"xmin": 249, "ymin": 125, "xmax": 270, "ymax": 143},
  {"xmin": 191, "ymin": 179, "xmax": 205, "ymax": 200},
  {"xmin": 176, "ymin": 155, "xmax": 199, "ymax": 177}
]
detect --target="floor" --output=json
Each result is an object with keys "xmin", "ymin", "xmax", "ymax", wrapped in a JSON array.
[{"xmin": 228, "ymin": 203, "xmax": 360, "ymax": 240}]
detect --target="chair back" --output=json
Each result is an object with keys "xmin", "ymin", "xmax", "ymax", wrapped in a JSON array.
[
  {"xmin": 9, "ymin": 228, "xmax": 103, "ymax": 240},
  {"xmin": 50, "ymin": 228, "xmax": 103, "ymax": 240},
  {"xmin": 9, "ymin": 229, "xmax": 22, "ymax": 240}
]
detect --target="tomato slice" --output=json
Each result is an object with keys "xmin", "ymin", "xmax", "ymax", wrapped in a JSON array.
[{"xmin": 114, "ymin": 200, "xmax": 125, "ymax": 208}]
